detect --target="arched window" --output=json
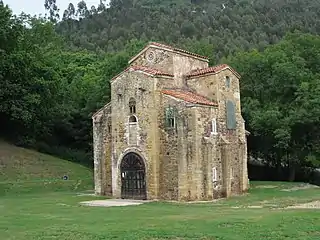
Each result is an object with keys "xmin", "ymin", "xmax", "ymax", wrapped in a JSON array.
[
  {"xmin": 129, "ymin": 115, "xmax": 137, "ymax": 123},
  {"xmin": 165, "ymin": 106, "xmax": 175, "ymax": 128},
  {"xmin": 129, "ymin": 98, "xmax": 136, "ymax": 114},
  {"xmin": 225, "ymin": 76, "xmax": 231, "ymax": 88},
  {"xmin": 128, "ymin": 115, "xmax": 138, "ymax": 145}
]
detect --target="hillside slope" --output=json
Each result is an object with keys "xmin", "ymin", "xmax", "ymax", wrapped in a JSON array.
[
  {"xmin": 57, "ymin": 0, "xmax": 320, "ymax": 62},
  {"xmin": 0, "ymin": 141, "xmax": 93, "ymax": 195}
]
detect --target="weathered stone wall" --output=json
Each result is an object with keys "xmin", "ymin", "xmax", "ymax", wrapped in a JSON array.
[
  {"xmin": 196, "ymin": 107, "xmax": 225, "ymax": 200},
  {"xmin": 130, "ymin": 46, "xmax": 208, "ymax": 88},
  {"xmin": 92, "ymin": 103, "xmax": 112, "ymax": 195},
  {"xmin": 157, "ymin": 94, "xmax": 182, "ymax": 200},
  {"xmin": 104, "ymin": 106, "xmax": 112, "ymax": 196},
  {"xmin": 111, "ymin": 71, "xmax": 161, "ymax": 199},
  {"xmin": 130, "ymin": 47, "xmax": 174, "ymax": 74},
  {"xmin": 187, "ymin": 75, "xmax": 218, "ymax": 102},
  {"xmin": 186, "ymin": 68, "xmax": 249, "ymax": 197},
  {"xmin": 158, "ymin": 94, "xmax": 228, "ymax": 201},
  {"xmin": 173, "ymin": 54, "xmax": 208, "ymax": 87},
  {"xmin": 214, "ymin": 69, "xmax": 248, "ymax": 196}
]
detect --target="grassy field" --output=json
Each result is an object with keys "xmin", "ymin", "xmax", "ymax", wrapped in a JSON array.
[
  {"xmin": 0, "ymin": 142, "xmax": 319, "ymax": 240},
  {"xmin": 0, "ymin": 141, "xmax": 93, "ymax": 195}
]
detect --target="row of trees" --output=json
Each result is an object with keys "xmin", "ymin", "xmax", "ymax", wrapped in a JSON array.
[
  {"xmin": 0, "ymin": 2, "xmax": 145, "ymax": 166},
  {"xmin": 53, "ymin": 0, "xmax": 320, "ymax": 62},
  {"xmin": 1, "ymin": 1, "xmax": 319, "ymax": 179},
  {"xmin": 225, "ymin": 32, "xmax": 320, "ymax": 179}
]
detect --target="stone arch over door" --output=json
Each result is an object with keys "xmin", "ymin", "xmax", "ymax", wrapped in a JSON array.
[{"xmin": 120, "ymin": 152, "xmax": 147, "ymax": 200}]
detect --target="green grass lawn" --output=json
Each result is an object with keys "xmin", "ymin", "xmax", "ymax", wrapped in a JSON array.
[{"xmin": 0, "ymin": 142, "xmax": 319, "ymax": 239}]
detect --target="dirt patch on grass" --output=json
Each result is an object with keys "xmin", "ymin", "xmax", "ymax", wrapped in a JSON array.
[
  {"xmin": 254, "ymin": 185, "xmax": 278, "ymax": 189},
  {"xmin": 231, "ymin": 205, "xmax": 264, "ymax": 209},
  {"xmin": 286, "ymin": 201, "xmax": 320, "ymax": 209},
  {"xmin": 281, "ymin": 184, "xmax": 319, "ymax": 192}
]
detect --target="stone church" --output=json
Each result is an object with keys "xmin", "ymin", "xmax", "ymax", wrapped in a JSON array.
[{"xmin": 92, "ymin": 42, "xmax": 249, "ymax": 201}]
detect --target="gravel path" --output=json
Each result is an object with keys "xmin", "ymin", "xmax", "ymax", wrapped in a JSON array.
[{"xmin": 80, "ymin": 199, "xmax": 152, "ymax": 207}]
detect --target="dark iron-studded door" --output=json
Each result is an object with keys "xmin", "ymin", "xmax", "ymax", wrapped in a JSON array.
[{"xmin": 120, "ymin": 153, "xmax": 147, "ymax": 200}]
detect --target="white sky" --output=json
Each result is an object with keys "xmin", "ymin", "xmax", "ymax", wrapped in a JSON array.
[{"xmin": 4, "ymin": 0, "xmax": 103, "ymax": 17}]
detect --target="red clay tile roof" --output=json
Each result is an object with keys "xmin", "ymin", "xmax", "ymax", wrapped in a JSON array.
[
  {"xmin": 161, "ymin": 89, "xmax": 218, "ymax": 106},
  {"xmin": 128, "ymin": 42, "xmax": 209, "ymax": 64},
  {"xmin": 111, "ymin": 65, "xmax": 173, "ymax": 81},
  {"xmin": 129, "ymin": 65, "xmax": 174, "ymax": 77},
  {"xmin": 186, "ymin": 64, "xmax": 241, "ymax": 78}
]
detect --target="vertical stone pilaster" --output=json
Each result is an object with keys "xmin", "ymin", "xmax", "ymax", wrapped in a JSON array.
[
  {"xmin": 221, "ymin": 144, "xmax": 231, "ymax": 198},
  {"xmin": 93, "ymin": 119, "xmax": 103, "ymax": 195}
]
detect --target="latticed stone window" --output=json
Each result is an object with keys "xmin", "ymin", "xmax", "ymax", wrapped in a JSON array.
[
  {"xmin": 129, "ymin": 98, "xmax": 136, "ymax": 114},
  {"xmin": 226, "ymin": 100, "xmax": 236, "ymax": 129},
  {"xmin": 165, "ymin": 106, "xmax": 176, "ymax": 128}
]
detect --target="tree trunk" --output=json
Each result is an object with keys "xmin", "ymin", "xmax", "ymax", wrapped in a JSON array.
[
  {"xmin": 288, "ymin": 164, "xmax": 296, "ymax": 182},
  {"xmin": 276, "ymin": 163, "xmax": 282, "ymax": 181}
]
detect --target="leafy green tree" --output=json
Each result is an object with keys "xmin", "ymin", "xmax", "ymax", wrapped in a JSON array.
[{"xmin": 226, "ymin": 32, "xmax": 320, "ymax": 180}]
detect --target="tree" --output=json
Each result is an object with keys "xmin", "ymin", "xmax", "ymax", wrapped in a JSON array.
[
  {"xmin": 226, "ymin": 32, "xmax": 320, "ymax": 180},
  {"xmin": 44, "ymin": 0, "xmax": 60, "ymax": 23}
]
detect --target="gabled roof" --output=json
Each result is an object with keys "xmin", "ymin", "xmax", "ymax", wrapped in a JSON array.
[
  {"xmin": 128, "ymin": 42, "xmax": 209, "ymax": 64},
  {"xmin": 92, "ymin": 102, "xmax": 111, "ymax": 119},
  {"xmin": 161, "ymin": 89, "xmax": 218, "ymax": 107},
  {"xmin": 111, "ymin": 65, "xmax": 173, "ymax": 81},
  {"xmin": 186, "ymin": 64, "xmax": 241, "ymax": 79}
]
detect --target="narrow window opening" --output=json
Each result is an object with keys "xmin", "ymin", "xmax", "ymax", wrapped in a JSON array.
[
  {"xmin": 168, "ymin": 117, "xmax": 175, "ymax": 128},
  {"xmin": 107, "ymin": 116, "xmax": 111, "ymax": 133},
  {"xmin": 165, "ymin": 107, "xmax": 176, "ymax": 128},
  {"xmin": 212, "ymin": 167, "xmax": 217, "ymax": 182},
  {"xmin": 211, "ymin": 118, "xmax": 217, "ymax": 135},
  {"xmin": 226, "ymin": 76, "xmax": 231, "ymax": 88},
  {"xmin": 117, "ymin": 93, "xmax": 122, "ymax": 102}
]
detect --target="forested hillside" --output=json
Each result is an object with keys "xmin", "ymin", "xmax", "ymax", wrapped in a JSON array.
[
  {"xmin": 1, "ymin": 0, "xmax": 320, "ymax": 180},
  {"xmin": 56, "ymin": 0, "xmax": 320, "ymax": 62}
]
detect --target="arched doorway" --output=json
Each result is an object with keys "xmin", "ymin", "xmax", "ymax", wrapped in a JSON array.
[{"xmin": 120, "ymin": 152, "xmax": 147, "ymax": 200}]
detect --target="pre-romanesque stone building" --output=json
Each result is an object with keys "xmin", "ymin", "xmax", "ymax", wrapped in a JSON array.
[{"xmin": 92, "ymin": 42, "xmax": 249, "ymax": 201}]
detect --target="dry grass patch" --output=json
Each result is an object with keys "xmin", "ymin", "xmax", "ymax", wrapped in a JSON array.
[
  {"xmin": 281, "ymin": 183, "xmax": 319, "ymax": 192},
  {"xmin": 286, "ymin": 200, "xmax": 320, "ymax": 209}
]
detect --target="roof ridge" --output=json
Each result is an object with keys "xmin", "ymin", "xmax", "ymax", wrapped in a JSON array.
[
  {"xmin": 149, "ymin": 42, "xmax": 209, "ymax": 60},
  {"xmin": 186, "ymin": 64, "xmax": 241, "ymax": 78},
  {"xmin": 161, "ymin": 88, "xmax": 217, "ymax": 107},
  {"xmin": 111, "ymin": 65, "xmax": 174, "ymax": 81},
  {"xmin": 130, "ymin": 65, "xmax": 174, "ymax": 76},
  {"xmin": 128, "ymin": 41, "xmax": 209, "ymax": 64}
]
